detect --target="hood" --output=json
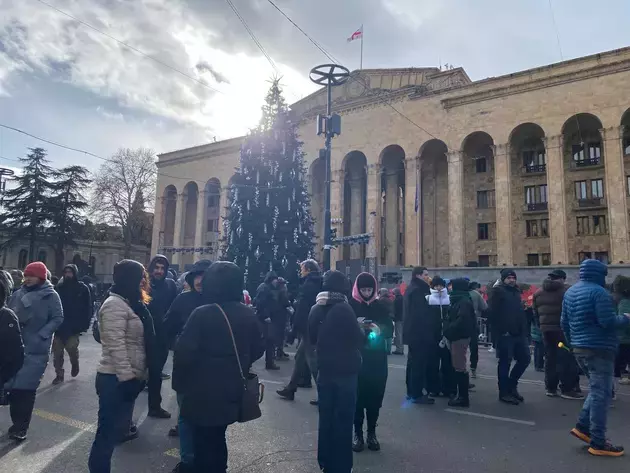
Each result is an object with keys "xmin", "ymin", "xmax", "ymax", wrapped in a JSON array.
[
  {"xmin": 322, "ymin": 270, "xmax": 347, "ymax": 293},
  {"xmin": 352, "ymin": 272, "xmax": 378, "ymax": 305},
  {"xmin": 0, "ymin": 270, "xmax": 12, "ymax": 306},
  {"xmin": 264, "ymin": 271, "xmax": 278, "ymax": 285},
  {"xmin": 542, "ymin": 278, "xmax": 565, "ymax": 292},
  {"xmin": 202, "ymin": 261, "xmax": 244, "ymax": 303},
  {"xmin": 185, "ymin": 259, "xmax": 213, "ymax": 290},
  {"xmin": 579, "ymin": 259, "xmax": 607, "ymax": 287},
  {"xmin": 149, "ymin": 254, "xmax": 170, "ymax": 278},
  {"xmin": 62, "ymin": 264, "xmax": 78, "ymax": 282}
]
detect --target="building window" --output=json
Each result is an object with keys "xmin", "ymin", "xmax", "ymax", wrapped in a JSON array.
[
  {"xmin": 477, "ymin": 190, "xmax": 495, "ymax": 209},
  {"xmin": 575, "ymin": 180, "xmax": 587, "ymax": 199},
  {"xmin": 627, "ymin": 176, "xmax": 630, "ymax": 195},
  {"xmin": 526, "ymin": 220, "xmax": 539, "ymax": 237},
  {"xmin": 37, "ymin": 250, "xmax": 47, "ymax": 264},
  {"xmin": 593, "ymin": 215, "xmax": 607, "ymax": 234},
  {"xmin": 475, "ymin": 158, "xmax": 487, "ymax": 173},
  {"xmin": 588, "ymin": 142, "xmax": 602, "ymax": 160},
  {"xmin": 207, "ymin": 194, "xmax": 220, "ymax": 208},
  {"xmin": 207, "ymin": 219, "xmax": 218, "ymax": 232},
  {"xmin": 541, "ymin": 219, "xmax": 549, "ymax": 237},
  {"xmin": 595, "ymin": 252, "xmax": 609, "ymax": 264},
  {"xmin": 624, "ymin": 137, "xmax": 630, "ymax": 156},
  {"xmin": 577, "ymin": 216, "xmax": 590, "ymax": 235},
  {"xmin": 478, "ymin": 255, "xmax": 490, "ymax": 267},
  {"xmin": 527, "ymin": 254, "xmax": 540, "ymax": 266},
  {"xmin": 18, "ymin": 249, "xmax": 28, "ymax": 269},
  {"xmin": 478, "ymin": 223, "xmax": 489, "ymax": 240},
  {"xmin": 591, "ymin": 179, "xmax": 604, "ymax": 198},
  {"xmin": 523, "ymin": 150, "xmax": 546, "ymax": 172},
  {"xmin": 572, "ymin": 144, "xmax": 585, "ymax": 162},
  {"xmin": 541, "ymin": 253, "xmax": 551, "ymax": 266},
  {"xmin": 578, "ymin": 251, "xmax": 592, "ymax": 262},
  {"xmin": 525, "ymin": 185, "xmax": 548, "ymax": 210}
]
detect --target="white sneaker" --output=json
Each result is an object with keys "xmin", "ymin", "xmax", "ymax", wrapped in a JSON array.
[
  {"xmin": 488, "ymin": 347, "xmax": 495, "ymax": 353},
  {"xmin": 619, "ymin": 377, "xmax": 630, "ymax": 385}
]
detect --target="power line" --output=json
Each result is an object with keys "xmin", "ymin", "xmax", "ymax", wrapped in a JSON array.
[
  {"xmin": 35, "ymin": 0, "xmax": 224, "ymax": 95},
  {"xmin": 225, "ymin": 0, "xmax": 278, "ymax": 74},
  {"xmin": 547, "ymin": 0, "xmax": 564, "ymax": 61}
]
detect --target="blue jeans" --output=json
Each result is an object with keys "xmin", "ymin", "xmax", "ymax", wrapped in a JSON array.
[
  {"xmin": 89, "ymin": 373, "xmax": 137, "ymax": 473},
  {"xmin": 575, "ymin": 353, "xmax": 614, "ymax": 448},
  {"xmin": 496, "ymin": 335, "xmax": 531, "ymax": 395},
  {"xmin": 317, "ymin": 375, "xmax": 358, "ymax": 473},
  {"xmin": 177, "ymin": 394, "xmax": 195, "ymax": 466}
]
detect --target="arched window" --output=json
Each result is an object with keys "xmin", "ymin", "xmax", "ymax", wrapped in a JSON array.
[
  {"xmin": 37, "ymin": 250, "xmax": 47, "ymax": 264},
  {"xmin": 18, "ymin": 249, "xmax": 28, "ymax": 269}
]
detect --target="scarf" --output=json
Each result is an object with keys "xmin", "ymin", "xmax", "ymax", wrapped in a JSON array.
[
  {"xmin": 316, "ymin": 291, "xmax": 348, "ymax": 306},
  {"xmin": 449, "ymin": 290, "xmax": 471, "ymax": 306}
]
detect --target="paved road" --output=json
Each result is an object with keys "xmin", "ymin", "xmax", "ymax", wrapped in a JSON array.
[{"xmin": 1, "ymin": 336, "xmax": 629, "ymax": 472}]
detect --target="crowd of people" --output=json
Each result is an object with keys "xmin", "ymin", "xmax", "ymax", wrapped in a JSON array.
[{"xmin": 0, "ymin": 255, "xmax": 629, "ymax": 472}]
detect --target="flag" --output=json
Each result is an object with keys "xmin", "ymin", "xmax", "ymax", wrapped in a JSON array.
[{"xmin": 347, "ymin": 26, "xmax": 363, "ymax": 43}]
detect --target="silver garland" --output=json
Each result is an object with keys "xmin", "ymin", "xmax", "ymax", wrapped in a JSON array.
[
  {"xmin": 273, "ymin": 206, "xmax": 279, "ymax": 230},
  {"xmin": 282, "ymin": 255, "xmax": 288, "ymax": 268},
  {"xmin": 256, "ymin": 170, "xmax": 260, "ymax": 184},
  {"xmin": 287, "ymin": 197, "xmax": 291, "ymax": 211},
  {"xmin": 248, "ymin": 233, "xmax": 253, "ymax": 250},
  {"xmin": 266, "ymin": 193, "xmax": 270, "ymax": 206},
  {"xmin": 254, "ymin": 188, "xmax": 259, "ymax": 207},
  {"xmin": 247, "ymin": 199, "xmax": 250, "ymax": 211},
  {"xmin": 237, "ymin": 225, "xmax": 242, "ymax": 237},
  {"xmin": 293, "ymin": 228, "xmax": 299, "ymax": 244},
  {"xmin": 273, "ymin": 244, "xmax": 279, "ymax": 259},
  {"xmin": 254, "ymin": 246, "xmax": 261, "ymax": 260},
  {"xmin": 263, "ymin": 223, "xmax": 267, "ymax": 234}
]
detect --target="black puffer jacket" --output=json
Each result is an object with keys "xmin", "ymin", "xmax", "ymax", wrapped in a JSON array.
[
  {"xmin": 488, "ymin": 283, "xmax": 527, "ymax": 337},
  {"xmin": 148, "ymin": 255, "xmax": 177, "ymax": 334},
  {"xmin": 532, "ymin": 279, "xmax": 567, "ymax": 333},
  {"xmin": 0, "ymin": 273, "xmax": 23, "ymax": 385},
  {"xmin": 55, "ymin": 265, "xmax": 92, "ymax": 339},
  {"xmin": 173, "ymin": 262, "xmax": 265, "ymax": 427},
  {"xmin": 402, "ymin": 277, "xmax": 432, "ymax": 346}
]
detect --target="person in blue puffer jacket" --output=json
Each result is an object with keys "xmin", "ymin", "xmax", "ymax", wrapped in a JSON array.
[{"xmin": 562, "ymin": 259, "xmax": 630, "ymax": 457}]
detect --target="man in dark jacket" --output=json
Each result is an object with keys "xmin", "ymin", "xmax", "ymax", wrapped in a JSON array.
[
  {"xmin": 277, "ymin": 259, "xmax": 322, "ymax": 401},
  {"xmin": 0, "ymin": 271, "xmax": 23, "ymax": 406},
  {"xmin": 173, "ymin": 261, "xmax": 264, "ymax": 473},
  {"xmin": 391, "ymin": 287, "xmax": 404, "ymax": 355},
  {"xmin": 402, "ymin": 266, "xmax": 435, "ymax": 404},
  {"xmin": 488, "ymin": 269, "xmax": 531, "ymax": 405},
  {"xmin": 52, "ymin": 264, "xmax": 92, "ymax": 385},
  {"xmin": 147, "ymin": 255, "xmax": 178, "ymax": 419},
  {"xmin": 562, "ymin": 259, "xmax": 630, "ymax": 457},
  {"xmin": 255, "ymin": 271, "xmax": 282, "ymax": 370},
  {"xmin": 309, "ymin": 270, "xmax": 364, "ymax": 473},
  {"xmin": 532, "ymin": 269, "xmax": 581, "ymax": 399}
]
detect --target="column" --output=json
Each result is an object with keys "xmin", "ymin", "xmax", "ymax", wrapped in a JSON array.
[
  {"xmin": 349, "ymin": 170, "xmax": 365, "ymax": 260},
  {"xmin": 330, "ymin": 169, "xmax": 343, "ymax": 269},
  {"xmin": 172, "ymin": 192, "xmax": 186, "ymax": 266},
  {"xmin": 366, "ymin": 163, "xmax": 381, "ymax": 265},
  {"xmin": 543, "ymin": 135, "xmax": 569, "ymax": 264},
  {"xmin": 447, "ymin": 150, "xmax": 465, "ymax": 266},
  {"xmin": 601, "ymin": 126, "xmax": 630, "ymax": 263},
  {"xmin": 151, "ymin": 196, "xmax": 164, "ymax": 256},
  {"xmin": 493, "ymin": 143, "xmax": 513, "ymax": 265},
  {"xmin": 384, "ymin": 169, "xmax": 399, "ymax": 266},
  {"xmin": 194, "ymin": 190, "xmax": 207, "ymax": 252},
  {"xmin": 404, "ymin": 157, "xmax": 419, "ymax": 266}
]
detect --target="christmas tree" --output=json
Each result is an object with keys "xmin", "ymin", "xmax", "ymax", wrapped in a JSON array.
[{"xmin": 223, "ymin": 79, "xmax": 315, "ymax": 293}]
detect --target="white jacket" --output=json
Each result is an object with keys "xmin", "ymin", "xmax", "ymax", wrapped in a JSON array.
[
  {"xmin": 97, "ymin": 294, "xmax": 147, "ymax": 382},
  {"xmin": 426, "ymin": 288, "xmax": 450, "ymax": 306}
]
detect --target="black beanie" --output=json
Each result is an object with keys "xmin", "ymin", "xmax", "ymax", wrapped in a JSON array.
[
  {"xmin": 500, "ymin": 268, "xmax": 517, "ymax": 281},
  {"xmin": 356, "ymin": 272, "xmax": 376, "ymax": 291},
  {"xmin": 322, "ymin": 270, "xmax": 347, "ymax": 293},
  {"xmin": 431, "ymin": 276, "xmax": 446, "ymax": 288},
  {"xmin": 451, "ymin": 278, "xmax": 470, "ymax": 292}
]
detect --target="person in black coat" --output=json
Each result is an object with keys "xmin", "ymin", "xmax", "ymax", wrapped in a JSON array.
[
  {"xmin": 391, "ymin": 287, "xmax": 404, "ymax": 355},
  {"xmin": 0, "ymin": 271, "xmax": 23, "ymax": 406},
  {"xmin": 254, "ymin": 271, "xmax": 282, "ymax": 370},
  {"xmin": 52, "ymin": 264, "xmax": 92, "ymax": 384},
  {"xmin": 147, "ymin": 254, "xmax": 178, "ymax": 418},
  {"xmin": 277, "ymin": 259, "xmax": 322, "ymax": 400},
  {"xmin": 443, "ymin": 278, "xmax": 477, "ymax": 408},
  {"xmin": 173, "ymin": 261, "xmax": 264, "ymax": 473},
  {"xmin": 402, "ymin": 266, "xmax": 435, "ymax": 404},
  {"xmin": 309, "ymin": 270, "xmax": 364, "ymax": 473},
  {"xmin": 350, "ymin": 273, "xmax": 393, "ymax": 453}
]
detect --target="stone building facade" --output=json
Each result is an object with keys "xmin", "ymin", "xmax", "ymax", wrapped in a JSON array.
[{"xmin": 152, "ymin": 46, "xmax": 630, "ymax": 270}]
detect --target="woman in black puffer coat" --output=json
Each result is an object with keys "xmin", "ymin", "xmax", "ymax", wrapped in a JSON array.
[{"xmin": 349, "ymin": 272, "xmax": 393, "ymax": 453}]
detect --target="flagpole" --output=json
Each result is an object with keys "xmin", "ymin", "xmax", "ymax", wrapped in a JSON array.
[{"xmin": 360, "ymin": 25, "xmax": 364, "ymax": 70}]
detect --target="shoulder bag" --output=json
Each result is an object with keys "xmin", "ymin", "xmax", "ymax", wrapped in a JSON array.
[{"xmin": 213, "ymin": 303, "xmax": 264, "ymax": 423}]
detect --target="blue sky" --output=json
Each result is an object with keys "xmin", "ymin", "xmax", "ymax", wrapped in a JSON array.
[{"xmin": 0, "ymin": 0, "xmax": 629, "ymax": 173}]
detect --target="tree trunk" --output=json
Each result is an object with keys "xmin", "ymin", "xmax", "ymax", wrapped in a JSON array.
[
  {"xmin": 54, "ymin": 242, "xmax": 65, "ymax": 277},
  {"xmin": 123, "ymin": 225, "xmax": 132, "ymax": 259},
  {"xmin": 28, "ymin": 226, "xmax": 36, "ymax": 264}
]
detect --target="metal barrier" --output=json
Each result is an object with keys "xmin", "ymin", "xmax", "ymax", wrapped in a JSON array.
[{"xmin": 477, "ymin": 318, "xmax": 491, "ymax": 346}]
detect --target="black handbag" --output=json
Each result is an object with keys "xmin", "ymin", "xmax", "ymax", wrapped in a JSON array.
[{"xmin": 213, "ymin": 304, "xmax": 264, "ymax": 423}]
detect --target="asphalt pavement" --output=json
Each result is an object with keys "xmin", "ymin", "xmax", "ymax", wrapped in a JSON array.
[{"xmin": 1, "ymin": 336, "xmax": 630, "ymax": 473}]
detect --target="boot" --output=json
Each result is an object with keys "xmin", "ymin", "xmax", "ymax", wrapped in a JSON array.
[
  {"xmin": 448, "ymin": 372, "xmax": 470, "ymax": 408},
  {"xmin": 366, "ymin": 431, "xmax": 381, "ymax": 451},
  {"xmin": 352, "ymin": 431, "xmax": 365, "ymax": 452},
  {"xmin": 52, "ymin": 372, "xmax": 64, "ymax": 385},
  {"xmin": 276, "ymin": 387, "xmax": 295, "ymax": 401},
  {"xmin": 71, "ymin": 363, "xmax": 79, "ymax": 378}
]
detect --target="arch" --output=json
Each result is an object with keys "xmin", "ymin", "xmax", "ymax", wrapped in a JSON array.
[
  {"xmin": 462, "ymin": 131, "xmax": 494, "ymax": 158},
  {"xmin": 161, "ymin": 185, "xmax": 178, "ymax": 247},
  {"xmin": 310, "ymin": 158, "xmax": 326, "ymax": 259},
  {"xmin": 18, "ymin": 249, "xmax": 28, "ymax": 269},
  {"xmin": 418, "ymin": 139, "xmax": 449, "ymax": 267},
  {"xmin": 509, "ymin": 123, "xmax": 546, "ymax": 173},
  {"xmin": 342, "ymin": 151, "xmax": 368, "ymax": 261},
  {"xmin": 182, "ymin": 181, "xmax": 199, "ymax": 267},
  {"xmin": 204, "ymin": 178, "xmax": 222, "ymax": 251},
  {"xmin": 562, "ymin": 113, "xmax": 604, "ymax": 166},
  {"xmin": 379, "ymin": 145, "xmax": 406, "ymax": 266}
]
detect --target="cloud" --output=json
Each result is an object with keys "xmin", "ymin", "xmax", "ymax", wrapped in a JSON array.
[{"xmin": 195, "ymin": 61, "xmax": 229, "ymax": 84}]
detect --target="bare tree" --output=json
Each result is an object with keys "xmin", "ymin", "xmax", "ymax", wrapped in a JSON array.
[{"xmin": 92, "ymin": 148, "xmax": 157, "ymax": 258}]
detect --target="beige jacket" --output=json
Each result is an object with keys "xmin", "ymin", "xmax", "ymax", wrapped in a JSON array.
[{"xmin": 97, "ymin": 294, "xmax": 147, "ymax": 381}]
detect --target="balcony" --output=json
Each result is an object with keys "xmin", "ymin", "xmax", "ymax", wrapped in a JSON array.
[
  {"xmin": 573, "ymin": 158, "xmax": 602, "ymax": 169},
  {"xmin": 525, "ymin": 202, "xmax": 548, "ymax": 212},
  {"xmin": 523, "ymin": 164, "xmax": 546, "ymax": 174},
  {"xmin": 576, "ymin": 197, "xmax": 606, "ymax": 209}
]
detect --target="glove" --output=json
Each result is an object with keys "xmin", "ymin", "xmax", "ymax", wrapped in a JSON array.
[{"xmin": 118, "ymin": 379, "xmax": 142, "ymax": 401}]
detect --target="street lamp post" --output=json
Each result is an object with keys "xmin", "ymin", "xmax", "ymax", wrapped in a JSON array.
[{"xmin": 309, "ymin": 64, "xmax": 350, "ymax": 271}]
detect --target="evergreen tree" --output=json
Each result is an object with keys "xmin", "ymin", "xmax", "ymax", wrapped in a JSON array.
[
  {"xmin": 50, "ymin": 165, "xmax": 92, "ymax": 275},
  {"xmin": 223, "ymin": 80, "xmax": 315, "ymax": 293},
  {"xmin": 0, "ymin": 148, "xmax": 57, "ymax": 263}
]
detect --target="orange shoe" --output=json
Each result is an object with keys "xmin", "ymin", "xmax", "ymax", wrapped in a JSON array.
[
  {"xmin": 570, "ymin": 427, "xmax": 591, "ymax": 444},
  {"xmin": 588, "ymin": 442, "xmax": 624, "ymax": 457}
]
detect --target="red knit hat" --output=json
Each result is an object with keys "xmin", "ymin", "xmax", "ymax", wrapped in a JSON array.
[{"xmin": 24, "ymin": 262, "xmax": 48, "ymax": 281}]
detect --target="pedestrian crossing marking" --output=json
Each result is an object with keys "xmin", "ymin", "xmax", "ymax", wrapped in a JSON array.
[{"xmin": 33, "ymin": 409, "xmax": 97, "ymax": 433}]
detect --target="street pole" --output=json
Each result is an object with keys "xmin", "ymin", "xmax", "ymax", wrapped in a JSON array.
[{"xmin": 309, "ymin": 64, "xmax": 350, "ymax": 271}]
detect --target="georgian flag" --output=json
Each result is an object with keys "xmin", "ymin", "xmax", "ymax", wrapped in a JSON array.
[{"xmin": 347, "ymin": 26, "xmax": 363, "ymax": 42}]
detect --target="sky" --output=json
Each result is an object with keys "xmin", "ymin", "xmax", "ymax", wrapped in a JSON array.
[{"xmin": 0, "ymin": 0, "xmax": 629, "ymax": 174}]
